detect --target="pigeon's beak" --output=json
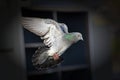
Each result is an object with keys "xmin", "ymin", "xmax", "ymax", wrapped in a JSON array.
[{"xmin": 81, "ymin": 37, "xmax": 83, "ymax": 41}]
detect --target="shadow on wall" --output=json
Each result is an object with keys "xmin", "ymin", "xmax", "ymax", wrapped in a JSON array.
[{"xmin": 0, "ymin": 51, "xmax": 26, "ymax": 80}]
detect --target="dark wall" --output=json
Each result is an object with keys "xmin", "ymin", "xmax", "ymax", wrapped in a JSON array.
[{"xmin": 0, "ymin": 0, "xmax": 120, "ymax": 80}]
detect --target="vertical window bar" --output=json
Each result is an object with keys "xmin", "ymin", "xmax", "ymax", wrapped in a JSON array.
[{"xmin": 53, "ymin": 11, "xmax": 57, "ymax": 21}]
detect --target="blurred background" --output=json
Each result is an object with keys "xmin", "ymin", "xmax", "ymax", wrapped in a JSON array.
[{"xmin": 0, "ymin": 0, "xmax": 120, "ymax": 80}]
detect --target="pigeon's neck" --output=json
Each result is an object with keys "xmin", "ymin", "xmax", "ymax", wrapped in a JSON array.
[{"xmin": 64, "ymin": 33, "xmax": 75, "ymax": 43}]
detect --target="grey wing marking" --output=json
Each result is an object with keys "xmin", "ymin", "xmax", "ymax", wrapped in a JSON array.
[{"xmin": 59, "ymin": 23, "xmax": 68, "ymax": 33}]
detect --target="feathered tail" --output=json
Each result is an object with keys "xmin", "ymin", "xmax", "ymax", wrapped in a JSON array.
[
  {"xmin": 32, "ymin": 44, "xmax": 49, "ymax": 70},
  {"xmin": 32, "ymin": 43, "xmax": 63, "ymax": 71}
]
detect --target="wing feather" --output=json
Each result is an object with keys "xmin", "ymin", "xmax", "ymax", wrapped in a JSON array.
[
  {"xmin": 21, "ymin": 17, "xmax": 51, "ymax": 36},
  {"xmin": 21, "ymin": 17, "xmax": 64, "ymax": 47}
]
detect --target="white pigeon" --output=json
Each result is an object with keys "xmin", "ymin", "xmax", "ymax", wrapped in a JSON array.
[{"xmin": 21, "ymin": 17, "xmax": 83, "ymax": 70}]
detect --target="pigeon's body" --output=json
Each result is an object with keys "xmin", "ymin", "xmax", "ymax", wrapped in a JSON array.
[{"xmin": 21, "ymin": 17, "xmax": 83, "ymax": 70}]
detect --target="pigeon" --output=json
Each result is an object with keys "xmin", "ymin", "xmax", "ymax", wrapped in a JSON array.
[{"xmin": 21, "ymin": 17, "xmax": 83, "ymax": 70}]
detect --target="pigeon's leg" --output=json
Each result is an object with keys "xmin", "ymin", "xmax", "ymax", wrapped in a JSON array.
[{"xmin": 53, "ymin": 53, "xmax": 59, "ymax": 60}]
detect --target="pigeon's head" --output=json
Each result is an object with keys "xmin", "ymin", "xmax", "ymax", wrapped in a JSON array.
[
  {"xmin": 72, "ymin": 32, "xmax": 83, "ymax": 42},
  {"xmin": 64, "ymin": 32, "xmax": 83, "ymax": 43}
]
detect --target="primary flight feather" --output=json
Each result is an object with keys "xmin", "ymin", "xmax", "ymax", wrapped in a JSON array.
[{"xmin": 21, "ymin": 17, "xmax": 83, "ymax": 70}]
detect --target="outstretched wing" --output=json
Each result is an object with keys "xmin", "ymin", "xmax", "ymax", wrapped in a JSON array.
[{"xmin": 21, "ymin": 17, "xmax": 64, "ymax": 47}]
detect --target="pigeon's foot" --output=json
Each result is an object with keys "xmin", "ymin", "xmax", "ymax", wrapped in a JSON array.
[{"xmin": 53, "ymin": 53, "xmax": 59, "ymax": 60}]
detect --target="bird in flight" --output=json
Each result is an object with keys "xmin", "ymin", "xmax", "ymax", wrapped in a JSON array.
[{"xmin": 21, "ymin": 17, "xmax": 83, "ymax": 70}]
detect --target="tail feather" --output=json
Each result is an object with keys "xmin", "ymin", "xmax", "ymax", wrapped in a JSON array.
[
  {"xmin": 32, "ymin": 44, "xmax": 49, "ymax": 69},
  {"xmin": 32, "ymin": 43, "xmax": 63, "ymax": 71}
]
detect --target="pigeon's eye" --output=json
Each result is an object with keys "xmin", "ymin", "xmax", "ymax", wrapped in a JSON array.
[{"xmin": 77, "ymin": 35, "xmax": 80, "ymax": 37}]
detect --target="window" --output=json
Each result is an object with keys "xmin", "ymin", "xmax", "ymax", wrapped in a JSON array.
[{"xmin": 21, "ymin": 7, "xmax": 91, "ymax": 80}]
